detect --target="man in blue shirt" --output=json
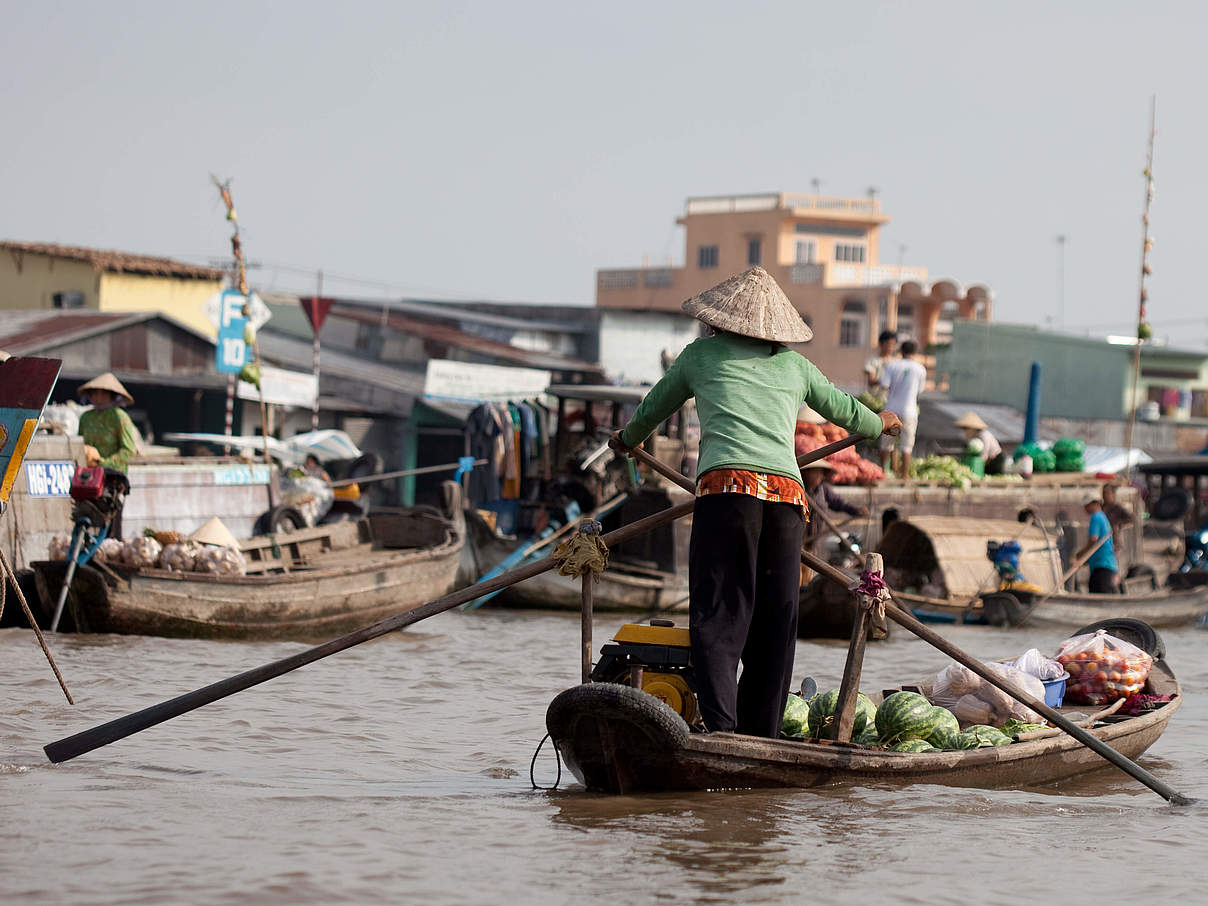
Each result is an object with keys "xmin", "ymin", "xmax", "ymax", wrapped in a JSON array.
[{"xmin": 1078, "ymin": 496, "xmax": 1118, "ymax": 593}]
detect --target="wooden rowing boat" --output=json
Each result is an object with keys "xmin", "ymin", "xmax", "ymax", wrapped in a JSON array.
[
  {"xmin": 23, "ymin": 488, "xmax": 465, "ymax": 640},
  {"xmin": 545, "ymin": 660, "xmax": 1180, "ymax": 794},
  {"xmin": 879, "ymin": 515, "xmax": 1208, "ymax": 628},
  {"xmin": 464, "ymin": 490, "xmax": 691, "ymax": 613}
]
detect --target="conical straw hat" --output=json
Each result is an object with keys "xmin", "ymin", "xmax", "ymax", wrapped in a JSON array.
[
  {"xmin": 79, "ymin": 372, "xmax": 134, "ymax": 406},
  {"xmin": 190, "ymin": 516, "xmax": 240, "ymax": 548},
  {"xmin": 682, "ymin": 266, "xmax": 813, "ymax": 343},
  {"xmin": 954, "ymin": 411, "xmax": 987, "ymax": 431}
]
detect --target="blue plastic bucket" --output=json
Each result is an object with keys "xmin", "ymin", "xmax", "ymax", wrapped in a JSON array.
[{"xmin": 1043, "ymin": 672, "xmax": 1069, "ymax": 708}]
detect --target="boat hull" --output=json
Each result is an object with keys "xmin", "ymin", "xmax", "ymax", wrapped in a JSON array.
[
  {"xmin": 903, "ymin": 586, "xmax": 1208, "ymax": 629},
  {"xmin": 546, "ymin": 663, "xmax": 1180, "ymax": 794},
  {"xmin": 29, "ymin": 512, "xmax": 464, "ymax": 640}
]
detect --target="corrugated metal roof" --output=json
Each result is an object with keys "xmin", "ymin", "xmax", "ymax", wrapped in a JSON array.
[
  {"xmin": 0, "ymin": 311, "xmax": 145, "ymax": 353},
  {"xmin": 329, "ymin": 304, "xmax": 602, "ymax": 374},
  {"xmin": 2, "ymin": 241, "xmax": 225, "ymax": 280},
  {"xmin": 256, "ymin": 331, "xmax": 426, "ymax": 397}
]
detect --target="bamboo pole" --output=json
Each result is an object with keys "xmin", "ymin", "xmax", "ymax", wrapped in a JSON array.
[{"xmin": 1123, "ymin": 98, "xmax": 1157, "ymax": 468}]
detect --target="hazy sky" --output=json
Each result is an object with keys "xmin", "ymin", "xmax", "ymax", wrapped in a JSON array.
[{"xmin": 4, "ymin": 2, "xmax": 1206, "ymax": 346}]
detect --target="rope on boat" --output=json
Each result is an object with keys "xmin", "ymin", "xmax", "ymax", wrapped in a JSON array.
[
  {"xmin": 529, "ymin": 733, "xmax": 562, "ymax": 791},
  {"xmin": 856, "ymin": 568, "xmax": 890, "ymax": 634},
  {"xmin": 551, "ymin": 520, "xmax": 608, "ymax": 580}
]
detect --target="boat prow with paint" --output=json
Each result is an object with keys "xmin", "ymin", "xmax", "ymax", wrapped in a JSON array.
[
  {"xmin": 22, "ymin": 483, "xmax": 465, "ymax": 640},
  {"xmin": 546, "ymin": 618, "xmax": 1181, "ymax": 794}
]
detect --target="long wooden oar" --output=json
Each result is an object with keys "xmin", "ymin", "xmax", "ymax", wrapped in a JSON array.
[
  {"xmin": 43, "ymin": 500, "xmax": 694, "ymax": 764},
  {"xmin": 624, "ymin": 444, "xmax": 1195, "ymax": 806}
]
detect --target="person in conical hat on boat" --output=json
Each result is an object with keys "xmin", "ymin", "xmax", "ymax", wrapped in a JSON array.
[
  {"xmin": 954, "ymin": 410, "xmax": 1004, "ymax": 475},
  {"xmin": 77, "ymin": 372, "xmax": 138, "ymax": 474},
  {"xmin": 610, "ymin": 266, "xmax": 901, "ymax": 738}
]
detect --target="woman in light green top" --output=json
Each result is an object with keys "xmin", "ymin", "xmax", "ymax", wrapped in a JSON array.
[
  {"xmin": 77, "ymin": 372, "xmax": 138, "ymax": 473},
  {"xmin": 611, "ymin": 267, "xmax": 900, "ymax": 738}
]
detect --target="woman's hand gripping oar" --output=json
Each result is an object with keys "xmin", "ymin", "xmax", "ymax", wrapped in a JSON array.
[
  {"xmin": 621, "ymin": 444, "xmax": 1196, "ymax": 807},
  {"xmin": 43, "ymin": 500, "xmax": 695, "ymax": 764}
]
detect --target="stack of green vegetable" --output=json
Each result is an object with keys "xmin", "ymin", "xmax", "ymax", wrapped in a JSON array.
[
  {"xmin": 780, "ymin": 690, "xmax": 1016, "ymax": 752},
  {"xmin": 909, "ymin": 455, "xmax": 979, "ymax": 489},
  {"xmin": 1051, "ymin": 437, "xmax": 1086, "ymax": 473},
  {"xmin": 1012, "ymin": 442, "xmax": 1057, "ymax": 473}
]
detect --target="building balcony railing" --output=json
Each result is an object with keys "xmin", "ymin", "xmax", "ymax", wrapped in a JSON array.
[
  {"xmin": 789, "ymin": 262, "xmax": 929, "ymax": 287},
  {"xmin": 597, "ymin": 267, "xmax": 679, "ymax": 291},
  {"xmin": 683, "ymin": 192, "xmax": 882, "ymax": 217}
]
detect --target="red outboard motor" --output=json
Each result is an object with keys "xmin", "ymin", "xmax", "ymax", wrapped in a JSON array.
[{"xmin": 50, "ymin": 466, "xmax": 131, "ymax": 631}]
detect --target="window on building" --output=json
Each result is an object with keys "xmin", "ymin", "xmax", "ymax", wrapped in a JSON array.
[
  {"xmin": 697, "ymin": 245, "xmax": 719, "ymax": 269},
  {"xmin": 747, "ymin": 238, "xmax": 761, "ymax": 266},
  {"xmin": 835, "ymin": 243, "xmax": 867, "ymax": 263},
  {"xmin": 839, "ymin": 300, "xmax": 867, "ymax": 347},
  {"xmin": 795, "ymin": 240, "xmax": 816, "ymax": 264},
  {"xmin": 52, "ymin": 291, "xmax": 85, "ymax": 309}
]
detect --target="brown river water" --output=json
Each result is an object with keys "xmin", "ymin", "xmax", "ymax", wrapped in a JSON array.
[{"xmin": 3, "ymin": 611, "xmax": 1207, "ymax": 905}]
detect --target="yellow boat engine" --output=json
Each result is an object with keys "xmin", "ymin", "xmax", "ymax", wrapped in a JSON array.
[{"xmin": 590, "ymin": 619, "xmax": 698, "ymax": 724}]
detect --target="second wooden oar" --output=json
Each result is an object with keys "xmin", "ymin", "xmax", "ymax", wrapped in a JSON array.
[
  {"xmin": 43, "ymin": 500, "xmax": 695, "ymax": 764},
  {"xmin": 624, "ymin": 444, "xmax": 1196, "ymax": 806}
]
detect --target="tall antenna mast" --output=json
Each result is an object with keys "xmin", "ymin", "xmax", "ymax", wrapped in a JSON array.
[{"xmin": 1123, "ymin": 98, "xmax": 1157, "ymax": 468}]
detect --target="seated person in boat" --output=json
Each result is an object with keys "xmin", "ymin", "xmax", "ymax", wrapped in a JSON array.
[
  {"xmin": 610, "ymin": 266, "xmax": 900, "ymax": 738},
  {"xmin": 800, "ymin": 458, "xmax": 868, "ymax": 518},
  {"xmin": 954, "ymin": 411, "xmax": 1004, "ymax": 475},
  {"xmin": 78, "ymin": 372, "xmax": 138, "ymax": 474},
  {"xmin": 1078, "ymin": 496, "xmax": 1118, "ymax": 594}
]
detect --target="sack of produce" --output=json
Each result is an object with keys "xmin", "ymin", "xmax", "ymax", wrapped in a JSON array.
[
  {"xmin": 1008, "ymin": 648, "xmax": 1066, "ymax": 682},
  {"xmin": 122, "ymin": 536, "xmax": 163, "ymax": 569},
  {"xmin": 1051, "ymin": 437, "xmax": 1086, "ymax": 458},
  {"xmin": 194, "ymin": 545, "xmax": 248, "ymax": 577},
  {"xmin": 931, "ymin": 661, "xmax": 1045, "ymax": 727},
  {"xmin": 807, "ymin": 689, "xmax": 877, "ymax": 740},
  {"xmin": 158, "ymin": 540, "xmax": 203, "ymax": 572},
  {"xmin": 48, "ymin": 533, "xmax": 73, "ymax": 561},
  {"xmin": 781, "ymin": 693, "xmax": 812, "ymax": 737},
  {"xmin": 1032, "ymin": 449, "xmax": 1057, "ymax": 473},
  {"xmin": 95, "ymin": 537, "xmax": 126, "ymax": 565},
  {"xmin": 1055, "ymin": 629, "xmax": 1153, "ymax": 705}
]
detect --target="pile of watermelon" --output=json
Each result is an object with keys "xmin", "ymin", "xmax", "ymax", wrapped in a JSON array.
[
  {"xmin": 794, "ymin": 422, "xmax": 884, "ymax": 485},
  {"xmin": 782, "ymin": 690, "xmax": 1013, "ymax": 752}
]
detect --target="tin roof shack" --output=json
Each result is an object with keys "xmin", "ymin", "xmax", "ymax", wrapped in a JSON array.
[
  {"xmin": 0, "ymin": 241, "xmax": 225, "ymax": 337},
  {"xmin": 595, "ymin": 192, "xmax": 994, "ymax": 389},
  {"xmin": 258, "ymin": 295, "xmax": 605, "ymax": 507},
  {"xmin": 936, "ymin": 321, "xmax": 1208, "ymax": 453},
  {"xmin": 0, "ymin": 310, "xmax": 232, "ymax": 443}
]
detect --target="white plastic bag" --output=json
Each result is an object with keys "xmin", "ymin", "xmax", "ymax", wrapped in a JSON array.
[
  {"xmin": 121, "ymin": 537, "xmax": 162, "ymax": 569},
  {"xmin": 1055, "ymin": 629, "xmax": 1153, "ymax": 705},
  {"xmin": 95, "ymin": 537, "xmax": 126, "ymax": 565},
  {"xmin": 48, "ymin": 533, "xmax": 72, "ymax": 561},
  {"xmin": 158, "ymin": 540, "xmax": 203, "ymax": 572},
  {"xmin": 931, "ymin": 661, "xmax": 1046, "ymax": 727},
  {"xmin": 1009, "ymin": 648, "xmax": 1066, "ymax": 681}
]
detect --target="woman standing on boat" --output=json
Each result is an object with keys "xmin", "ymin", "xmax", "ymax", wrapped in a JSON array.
[{"xmin": 610, "ymin": 267, "xmax": 900, "ymax": 738}]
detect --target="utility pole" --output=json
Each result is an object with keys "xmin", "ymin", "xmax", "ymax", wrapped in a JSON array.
[
  {"xmin": 1056, "ymin": 234, "xmax": 1067, "ymax": 331},
  {"xmin": 312, "ymin": 269, "xmax": 323, "ymax": 431}
]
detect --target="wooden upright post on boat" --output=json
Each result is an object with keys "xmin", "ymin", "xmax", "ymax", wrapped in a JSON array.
[
  {"xmin": 832, "ymin": 552, "xmax": 881, "ymax": 742},
  {"xmin": 577, "ymin": 521, "xmax": 602, "ymax": 684}
]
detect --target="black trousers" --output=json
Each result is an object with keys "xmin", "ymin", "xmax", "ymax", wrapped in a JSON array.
[
  {"xmin": 688, "ymin": 494, "xmax": 804, "ymax": 737},
  {"xmin": 1089, "ymin": 567, "xmax": 1117, "ymax": 594}
]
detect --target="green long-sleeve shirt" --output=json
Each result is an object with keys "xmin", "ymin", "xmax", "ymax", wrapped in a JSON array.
[
  {"xmin": 79, "ymin": 406, "xmax": 138, "ymax": 473},
  {"xmin": 620, "ymin": 333, "xmax": 882, "ymax": 489}
]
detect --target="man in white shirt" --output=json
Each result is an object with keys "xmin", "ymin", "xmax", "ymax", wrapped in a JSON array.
[{"xmin": 878, "ymin": 340, "xmax": 927, "ymax": 476}]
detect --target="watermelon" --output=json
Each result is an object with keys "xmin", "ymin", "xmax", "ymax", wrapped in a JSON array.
[
  {"xmin": 951, "ymin": 731, "xmax": 982, "ymax": 750},
  {"xmin": 923, "ymin": 706, "xmax": 962, "ymax": 749},
  {"xmin": 854, "ymin": 725, "xmax": 881, "ymax": 747},
  {"xmin": 781, "ymin": 693, "xmax": 812, "ymax": 737},
  {"xmin": 964, "ymin": 725, "xmax": 1011, "ymax": 747},
  {"xmin": 889, "ymin": 739, "xmax": 936, "ymax": 753},
  {"xmin": 875, "ymin": 691, "xmax": 941, "ymax": 743},
  {"xmin": 808, "ymin": 689, "xmax": 877, "ymax": 739}
]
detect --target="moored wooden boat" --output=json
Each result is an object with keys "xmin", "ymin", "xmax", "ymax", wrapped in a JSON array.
[
  {"xmin": 879, "ymin": 515, "xmax": 1208, "ymax": 628},
  {"xmin": 546, "ymin": 660, "xmax": 1181, "ymax": 794},
  {"xmin": 25, "ymin": 496, "xmax": 465, "ymax": 640}
]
